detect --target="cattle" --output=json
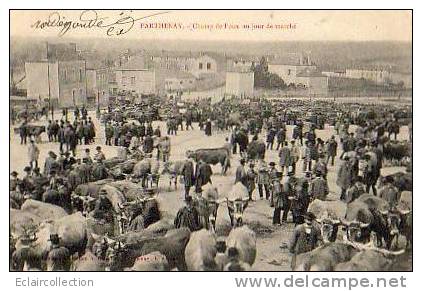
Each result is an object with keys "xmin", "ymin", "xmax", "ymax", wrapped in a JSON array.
[
  {"xmin": 100, "ymin": 185, "xmax": 126, "ymax": 214},
  {"xmin": 161, "ymin": 160, "xmax": 185, "ymax": 189},
  {"xmin": 186, "ymin": 148, "xmax": 230, "ymax": 175},
  {"xmin": 71, "ymin": 251, "xmax": 106, "ymax": 271},
  {"xmin": 104, "ymin": 227, "xmax": 191, "ymax": 271},
  {"xmin": 293, "ymin": 243, "xmax": 359, "ymax": 271},
  {"xmin": 308, "ymin": 200, "xmax": 347, "ymax": 242},
  {"xmin": 343, "ymin": 194, "xmax": 395, "ymax": 249},
  {"xmin": 185, "ymin": 229, "xmax": 218, "ymax": 271},
  {"xmin": 74, "ymin": 179, "xmax": 114, "ymax": 198},
  {"xmin": 21, "ymin": 199, "xmax": 67, "ymax": 220},
  {"xmin": 226, "ymin": 226, "xmax": 256, "ymax": 267},
  {"xmin": 383, "ymin": 140, "xmax": 411, "ymax": 162},
  {"xmin": 227, "ymin": 183, "xmax": 249, "ymax": 227},
  {"xmin": 383, "ymin": 172, "xmax": 412, "ymax": 192},
  {"xmin": 334, "ymin": 250, "xmax": 394, "ymax": 271},
  {"xmin": 392, "ymin": 191, "xmax": 412, "ymax": 249},
  {"xmin": 127, "ymin": 251, "xmax": 170, "ymax": 271},
  {"xmin": 247, "ymin": 140, "xmax": 266, "ymax": 160}
]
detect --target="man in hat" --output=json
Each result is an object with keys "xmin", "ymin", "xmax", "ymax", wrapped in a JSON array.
[
  {"xmin": 11, "ymin": 232, "xmax": 39, "ymax": 271},
  {"xmin": 289, "ymin": 140, "xmax": 300, "ymax": 175},
  {"xmin": 337, "ymin": 156, "xmax": 354, "ymax": 201},
  {"xmin": 345, "ymin": 175, "xmax": 366, "ymax": 204},
  {"xmin": 94, "ymin": 146, "xmax": 106, "ymax": 164},
  {"xmin": 46, "ymin": 234, "xmax": 71, "ymax": 271},
  {"xmin": 27, "ymin": 140, "xmax": 40, "ymax": 170},
  {"xmin": 379, "ymin": 175, "xmax": 400, "ymax": 208},
  {"xmin": 143, "ymin": 134, "xmax": 154, "ymax": 154},
  {"xmin": 256, "ymin": 160, "xmax": 271, "ymax": 200},
  {"xmin": 21, "ymin": 166, "xmax": 35, "ymax": 196},
  {"xmin": 246, "ymin": 162, "xmax": 257, "ymax": 201},
  {"xmin": 279, "ymin": 141, "xmax": 291, "ymax": 175},
  {"xmin": 205, "ymin": 118, "xmax": 212, "ymax": 136},
  {"xmin": 181, "ymin": 155, "xmax": 195, "ymax": 199},
  {"xmin": 174, "ymin": 196, "xmax": 200, "ymax": 231},
  {"xmin": 281, "ymin": 171, "xmax": 296, "ymax": 223},
  {"xmin": 195, "ymin": 159, "xmax": 213, "ymax": 193},
  {"xmin": 272, "ymin": 171, "xmax": 284, "ymax": 225},
  {"xmin": 312, "ymin": 154, "xmax": 328, "ymax": 180},
  {"xmin": 235, "ymin": 158, "xmax": 247, "ymax": 186},
  {"xmin": 325, "ymin": 135, "xmax": 338, "ymax": 166},
  {"xmin": 43, "ymin": 151, "xmax": 58, "ymax": 176},
  {"xmin": 309, "ymin": 170, "xmax": 329, "ymax": 201},
  {"xmin": 289, "ymin": 212, "xmax": 322, "ymax": 269}
]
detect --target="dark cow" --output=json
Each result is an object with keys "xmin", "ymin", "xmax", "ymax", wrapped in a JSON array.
[
  {"xmin": 104, "ymin": 227, "xmax": 191, "ymax": 271},
  {"xmin": 186, "ymin": 148, "xmax": 230, "ymax": 174},
  {"xmin": 383, "ymin": 140, "xmax": 411, "ymax": 162},
  {"xmin": 308, "ymin": 200, "xmax": 346, "ymax": 243},
  {"xmin": 383, "ymin": 172, "xmax": 412, "ymax": 192},
  {"xmin": 334, "ymin": 249, "xmax": 406, "ymax": 271}
]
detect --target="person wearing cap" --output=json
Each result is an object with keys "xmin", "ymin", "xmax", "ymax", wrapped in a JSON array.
[
  {"xmin": 289, "ymin": 212, "xmax": 322, "ymax": 269},
  {"xmin": 378, "ymin": 176, "xmax": 400, "ymax": 208},
  {"xmin": 174, "ymin": 196, "xmax": 200, "ymax": 232},
  {"xmin": 46, "ymin": 234, "xmax": 71, "ymax": 271},
  {"xmin": 266, "ymin": 127, "xmax": 276, "ymax": 150},
  {"xmin": 272, "ymin": 171, "xmax": 284, "ymax": 225},
  {"xmin": 275, "ymin": 127, "xmax": 286, "ymax": 151},
  {"xmin": 21, "ymin": 166, "xmax": 35, "ymax": 196},
  {"xmin": 180, "ymin": 156, "xmax": 195, "ymax": 199},
  {"xmin": 337, "ymin": 155, "xmax": 354, "ymax": 201},
  {"xmin": 361, "ymin": 154, "xmax": 378, "ymax": 196},
  {"xmin": 325, "ymin": 135, "xmax": 338, "ymax": 166},
  {"xmin": 27, "ymin": 140, "xmax": 40, "ymax": 170},
  {"xmin": 246, "ymin": 162, "xmax": 257, "ymax": 201},
  {"xmin": 309, "ymin": 170, "xmax": 329, "ymax": 201},
  {"xmin": 289, "ymin": 140, "xmax": 300, "ymax": 174},
  {"xmin": 195, "ymin": 160, "xmax": 213, "ymax": 193},
  {"xmin": 292, "ymin": 123, "xmax": 303, "ymax": 146},
  {"xmin": 11, "ymin": 232, "xmax": 39, "ymax": 271},
  {"xmin": 256, "ymin": 160, "xmax": 270, "ymax": 200}
]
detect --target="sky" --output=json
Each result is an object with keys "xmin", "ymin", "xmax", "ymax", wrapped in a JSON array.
[{"xmin": 10, "ymin": 10, "xmax": 412, "ymax": 42}]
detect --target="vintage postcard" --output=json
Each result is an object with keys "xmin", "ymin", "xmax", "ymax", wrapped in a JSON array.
[{"xmin": 9, "ymin": 10, "xmax": 412, "ymax": 274}]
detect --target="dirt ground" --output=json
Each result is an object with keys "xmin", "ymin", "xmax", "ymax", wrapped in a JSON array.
[{"xmin": 10, "ymin": 111, "xmax": 410, "ymax": 271}]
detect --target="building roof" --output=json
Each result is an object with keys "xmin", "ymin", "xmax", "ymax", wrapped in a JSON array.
[
  {"xmin": 227, "ymin": 67, "xmax": 254, "ymax": 73},
  {"xmin": 115, "ymin": 55, "xmax": 149, "ymax": 71},
  {"xmin": 296, "ymin": 68, "xmax": 327, "ymax": 78}
]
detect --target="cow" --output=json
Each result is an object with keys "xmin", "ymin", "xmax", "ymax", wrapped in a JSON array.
[
  {"xmin": 390, "ymin": 191, "xmax": 412, "ymax": 249},
  {"xmin": 383, "ymin": 172, "xmax": 412, "ymax": 192},
  {"xmin": 71, "ymin": 251, "xmax": 106, "ymax": 271},
  {"xmin": 10, "ymin": 209, "xmax": 42, "ymax": 238},
  {"xmin": 185, "ymin": 229, "xmax": 218, "ymax": 271},
  {"xmin": 292, "ymin": 243, "xmax": 359, "ymax": 271},
  {"xmin": 225, "ymin": 226, "xmax": 257, "ymax": 267},
  {"xmin": 227, "ymin": 182, "xmax": 249, "ymax": 227},
  {"xmin": 104, "ymin": 227, "xmax": 191, "ymax": 271},
  {"xmin": 127, "ymin": 251, "xmax": 170, "ymax": 271},
  {"xmin": 186, "ymin": 148, "xmax": 230, "ymax": 175},
  {"xmin": 343, "ymin": 194, "xmax": 396, "ymax": 249},
  {"xmin": 334, "ymin": 249, "xmax": 402, "ymax": 271},
  {"xmin": 383, "ymin": 140, "xmax": 411, "ymax": 163},
  {"xmin": 20, "ymin": 199, "xmax": 67, "ymax": 220},
  {"xmin": 161, "ymin": 160, "xmax": 185, "ymax": 190},
  {"xmin": 308, "ymin": 200, "xmax": 347, "ymax": 243},
  {"xmin": 74, "ymin": 179, "xmax": 114, "ymax": 198}
]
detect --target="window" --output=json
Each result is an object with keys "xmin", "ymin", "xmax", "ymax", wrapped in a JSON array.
[
  {"xmin": 166, "ymin": 64, "xmax": 170, "ymax": 69},
  {"xmin": 180, "ymin": 81, "xmax": 183, "ymax": 84},
  {"xmin": 199, "ymin": 63, "xmax": 203, "ymax": 70},
  {"xmin": 79, "ymin": 69, "xmax": 83, "ymax": 82},
  {"xmin": 288, "ymin": 69, "xmax": 291, "ymax": 76},
  {"xmin": 131, "ymin": 76, "xmax": 136, "ymax": 85},
  {"xmin": 63, "ymin": 70, "xmax": 67, "ymax": 81},
  {"xmin": 207, "ymin": 63, "xmax": 211, "ymax": 70},
  {"xmin": 184, "ymin": 65, "xmax": 188, "ymax": 71}
]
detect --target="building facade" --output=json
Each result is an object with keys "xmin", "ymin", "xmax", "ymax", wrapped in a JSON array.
[
  {"xmin": 115, "ymin": 69, "xmax": 156, "ymax": 95},
  {"xmin": 25, "ymin": 60, "xmax": 87, "ymax": 108}
]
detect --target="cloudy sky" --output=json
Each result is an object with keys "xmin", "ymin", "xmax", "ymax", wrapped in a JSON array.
[{"xmin": 10, "ymin": 10, "xmax": 412, "ymax": 42}]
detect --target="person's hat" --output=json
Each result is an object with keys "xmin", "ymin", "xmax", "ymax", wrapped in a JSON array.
[
  {"xmin": 23, "ymin": 166, "xmax": 31, "ymax": 172},
  {"xmin": 11, "ymin": 171, "xmax": 18, "ymax": 177},
  {"xmin": 48, "ymin": 233, "xmax": 60, "ymax": 244},
  {"xmin": 64, "ymin": 152, "xmax": 70, "ymax": 157},
  {"xmin": 269, "ymin": 162, "xmax": 276, "ymax": 167},
  {"xmin": 185, "ymin": 196, "xmax": 193, "ymax": 203},
  {"xmin": 305, "ymin": 171, "xmax": 313, "ymax": 178},
  {"xmin": 315, "ymin": 169, "xmax": 322, "ymax": 176},
  {"xmin": 275, "ymin": 171, "xmax": 283, "ymax": 179},
  {"xmin": 33, "ymin": 167, "xmax": 40, "ymax": 173},
  {"xmin": 291, "ymin": 140, "xmax": 295, "ymax": 143},
  {"xmin": 287, "ymin": 171, "xmax": 295, "ymax": 176},
  {"xmin": 96, "ymin": 146, "xmax": 102, "ymax": 151},
  {"xmin": 385, "ymin": 175, "xmax": 395, "ymax": 184},
  {"xmin": 240, "ymin": 158, "xmax": 246, "ymax": 164},
  {"xmin": 249, "ymin": 162, "xmax": 255, "ymax": 167},
  {"xmin": 48, "ymin": 151, "xmax": 57, "ymax": 158},
  {"xmin": 303, "ymin": 212, "xmax": 316, "ymax": 221}
]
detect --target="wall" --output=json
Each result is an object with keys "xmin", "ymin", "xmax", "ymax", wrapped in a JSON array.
[
  {"xmin": 191, "ymin": 55, "xmax": 217, "ymax": 77},
  {"xmin": 25, "ymin": 62, "xmax": 59, "ymax": 102},
  {"xmin": 296, "ymin": 76, "xmax": 328, "ymax": 96},
  {"xmin": 225, "ymin": 71, "xmax": 254, "ymax": 96},
  {"xmin": 165, "ymin": 77, "xmax": 196, "ymax": 92}
]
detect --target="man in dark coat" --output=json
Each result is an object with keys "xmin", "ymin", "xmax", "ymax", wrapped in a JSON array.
[
  {"xmin": 289, "ymin": 212, "xmax": 322, "ymax": 269},
  {"xmin": 174, "ymin": 196, "xmax": 200, "ymax": 231},
  {"xmin": 181, "ymin": 158, "xmax": 195, "ymax": 199},
  {"xmin": 326, "ymin": 136, "xmax": 338, "ymax": 166},
  {"xmin": 195, "ymin": 160, "xmax": 213, "ymax": 193},
  {"xmin": 235, "ymin": 158, "xmax": 247, "ymax": 186},
  {"xmin": 143, "ymin": 134, "xmax": 154, "ymax": 154},
  {"xmin": 205, "ymin": 119, "xmax": 212, "ymax": 136}
]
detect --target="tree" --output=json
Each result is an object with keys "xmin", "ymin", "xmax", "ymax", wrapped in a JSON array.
[{"xmin": 252, "ymin": 56, "xmax": 286, "ymax": 89}]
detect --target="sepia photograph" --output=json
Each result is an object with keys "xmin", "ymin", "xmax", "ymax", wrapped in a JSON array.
[{"xmin": 9, "ymin": 9, "xmax": 412, "ymax": 272}]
